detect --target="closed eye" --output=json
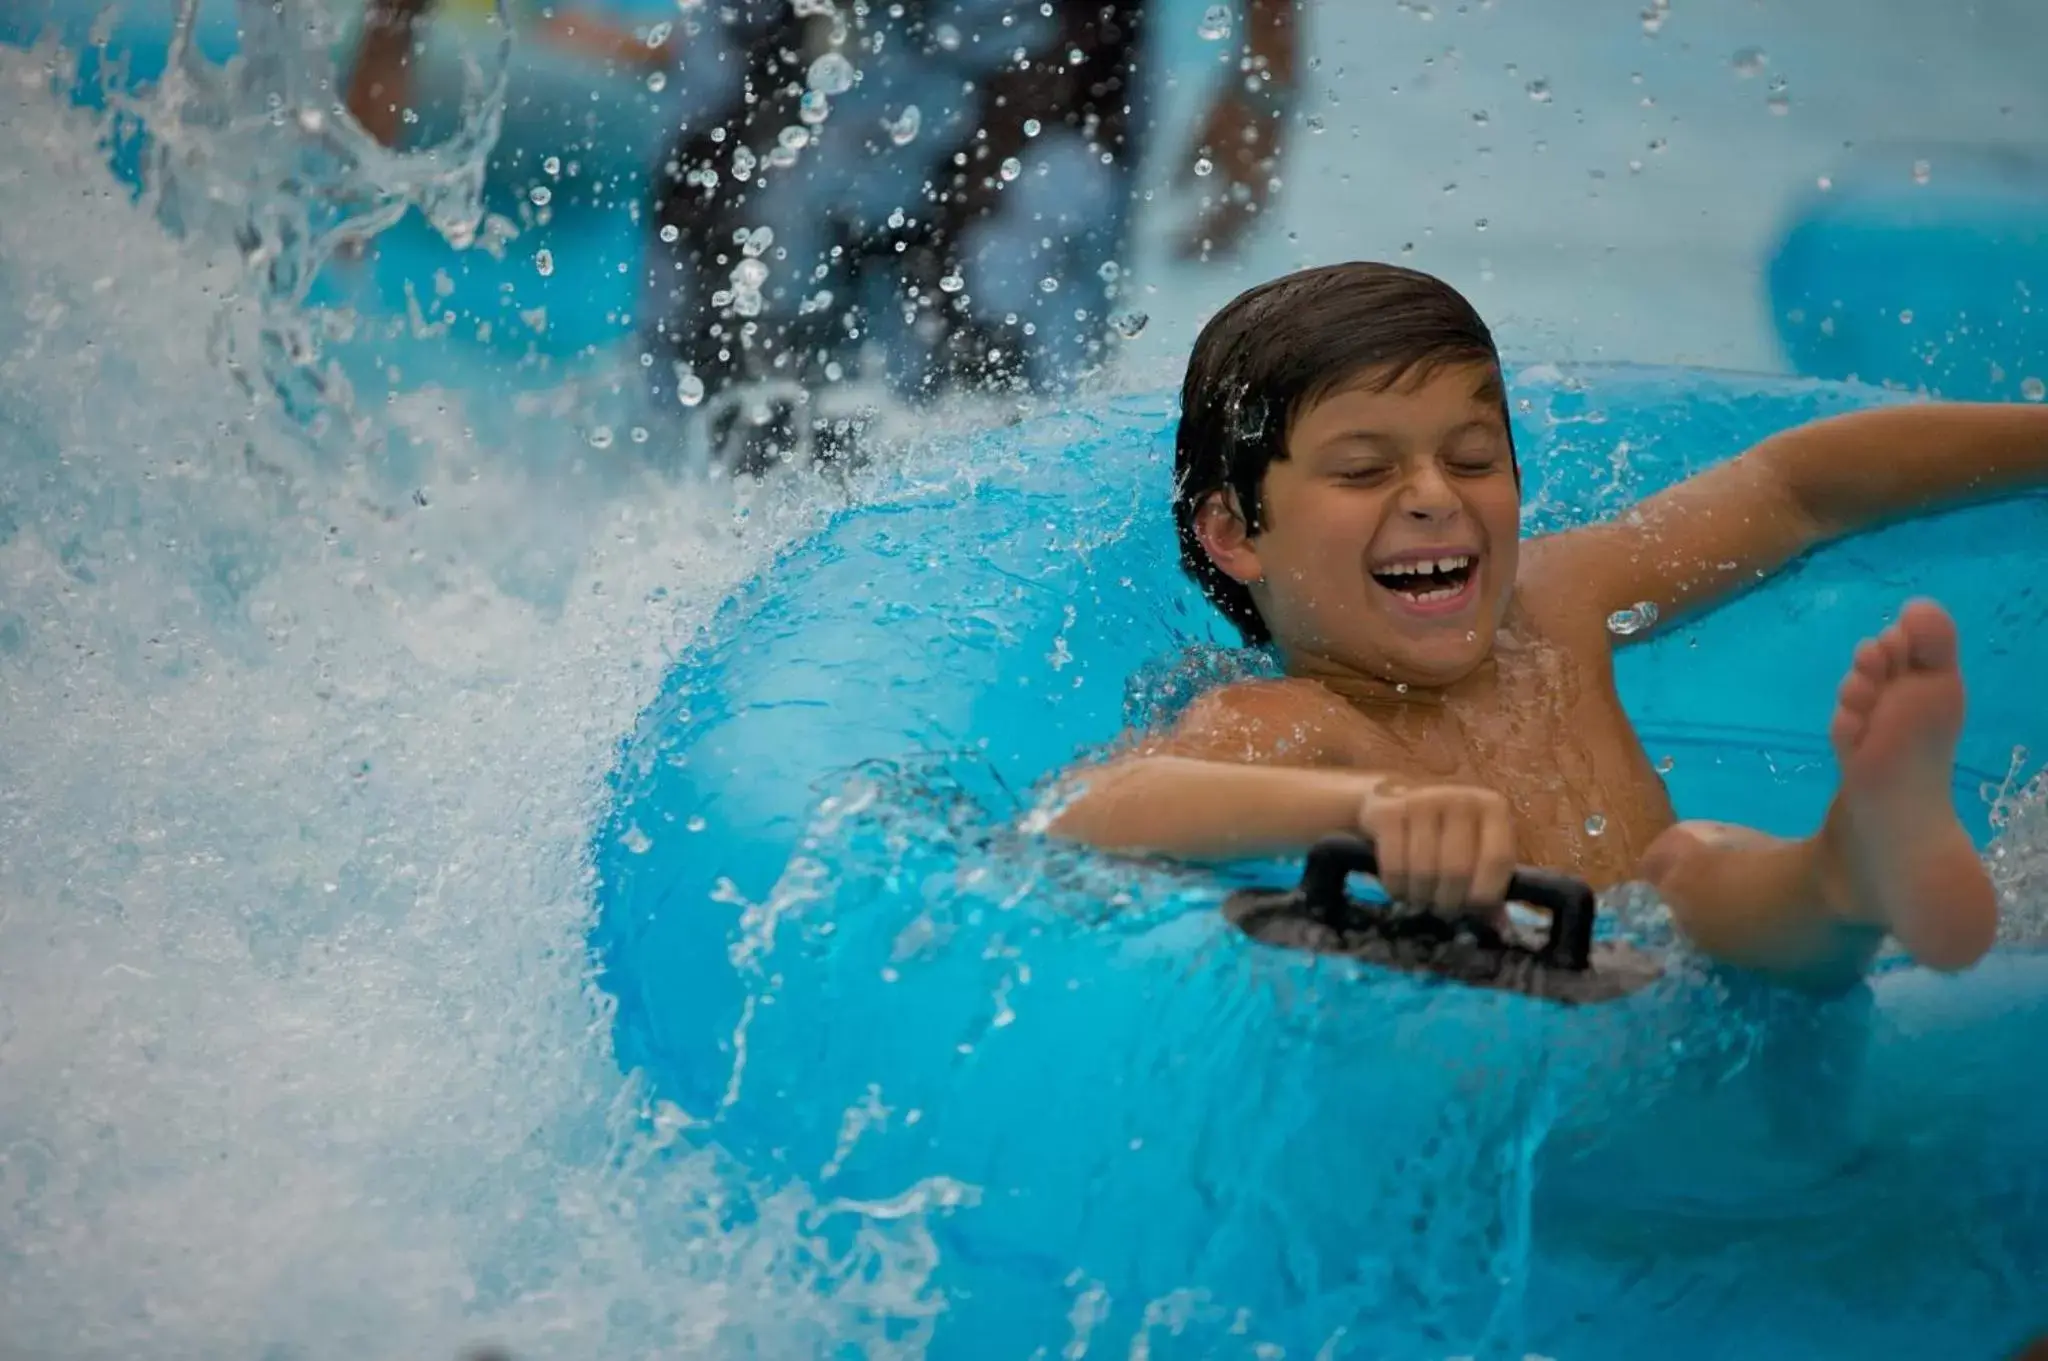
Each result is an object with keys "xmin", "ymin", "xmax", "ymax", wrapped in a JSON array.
[{"xmin": 1446, "ymin": 446, "xmax": 1509, "ymax": 475}]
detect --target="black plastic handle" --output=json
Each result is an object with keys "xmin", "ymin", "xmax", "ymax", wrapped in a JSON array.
[{"xmin": 1298, "ymin": 833, "xmax": 1597, "ymax": 971}]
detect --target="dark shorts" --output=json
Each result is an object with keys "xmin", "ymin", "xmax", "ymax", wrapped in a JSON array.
[{"xmin": 639, "ymin": 0, "xmax": 1147, "ymax": 437}]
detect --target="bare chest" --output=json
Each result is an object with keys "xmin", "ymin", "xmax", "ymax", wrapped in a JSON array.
[{"xmin": 1350, "ymin": 639, "xmax": 1678, "ymax": 885}]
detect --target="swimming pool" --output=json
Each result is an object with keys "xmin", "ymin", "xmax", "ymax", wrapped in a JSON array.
[{"xmin": 5, "ymin": 3, "xmax": 2048, "ymax": 1358}]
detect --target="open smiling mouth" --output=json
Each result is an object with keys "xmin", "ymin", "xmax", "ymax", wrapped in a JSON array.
[{"xmin": 1369, "ymin": 554, "xmax": 1478, "ymax": 606}]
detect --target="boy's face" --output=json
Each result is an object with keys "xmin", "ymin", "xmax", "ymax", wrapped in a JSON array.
[{"xmin": 1223, "ymin": 360, "xmax": 1521, "ymax": 686}]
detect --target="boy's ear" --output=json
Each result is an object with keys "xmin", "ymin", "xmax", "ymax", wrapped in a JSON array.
[{"xmin": 1194, "ymin": 489, "xmax": 1263, "ymax": 585}]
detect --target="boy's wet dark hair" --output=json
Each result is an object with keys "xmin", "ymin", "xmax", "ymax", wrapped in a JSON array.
[{"xmin": 1173, "ymin": 262, "xmax": 1514, "ymax": 645}]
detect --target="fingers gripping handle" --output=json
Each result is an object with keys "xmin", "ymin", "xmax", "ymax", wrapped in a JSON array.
[{"xmin": 1298, "ymin": 833, "xmax": 1599, "ymax": 971}]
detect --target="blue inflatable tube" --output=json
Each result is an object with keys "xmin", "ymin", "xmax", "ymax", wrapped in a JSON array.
[
  {"xmin": 593, "ymin": 366, "xmax": 2048, "ymax": 1357},
  {"xmin": 1768, "ymin": 146, "xmax": 2048, "ymax": 403}
]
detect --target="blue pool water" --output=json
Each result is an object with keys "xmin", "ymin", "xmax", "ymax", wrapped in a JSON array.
[{"xmin": 6, "ymin": 2, "xmax": 2048, "ymax": 1358}]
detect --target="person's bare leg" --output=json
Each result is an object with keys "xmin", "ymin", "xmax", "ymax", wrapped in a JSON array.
[{"xmin": 1639, "ymin": 600, "xmax": 1999, "ymax": 989}]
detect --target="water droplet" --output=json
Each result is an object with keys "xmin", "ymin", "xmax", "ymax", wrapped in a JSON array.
[
  {"xmin": 589, "ymin": 425, "xmax": 615, "ymax": 449},
  {"xmin": 676, "ymin": 368, "xmax": 707, "ymax": 407},
  {"xmin": 1766, "ymin": 77, "xmax": 1790, "ymax": 114},
  {"xmin": 660, "ymin": 223, "xmax": 680, "ymax": 243},
  {"xmin": 1475, "ymin": 218, "xmax": 1488, "ymax": 231},
  {"xmin": 542, "ymin": 155, "xmax": 561, "ymax": 176},
  {"xmin": 1192, "ymin": 156, "xmax": 1214, "ymax": 178},
  {"xmin": 1640, "ymin": 1, "xmax": 1668, "ymax": 34},
  {"xmin": 799, "ymin": 90, "xmax": 831, "ymax": 125},
  {"xmin": 732, "ymin": 258, "xmax": 769, "ymax": 291},
  {"xmin": 1471, "ymin": 109, "xmax": 1491, "ymax": 126},
  {"xmin": 886, "ymin": 104, "xmax": 921, "ymax": 145},
  {"xmin": 1656, "ymin": 755, "xmax": 1675, "ymax": 775},
  {"xmin": 534, "ymin": 249, "xmax": 555, "ymax": 277},
  {"xmin": 1584, "ymin": 814, "xmax": 1608, "ymax": 837},
  {"xmin": 1197, "ymin": 4, "xmax": 1232, "ymax": 40},
  {"xmin": 808, "ymin": 51, "xmax": 856, "ymax": 95},
  {"xmin": 529, "ymin": 185, "xmax": 552, "ymax": 207},
  {"xmin": 939, "ymin": 272, "xmax": 966, "ymax": 294},
  {"xmin": 2023, "ymin": 377, "xmax": 2046, "ymax": 402},
  {"xmin": 778, "ymin": 125, "xmax": 810, "ymax": 153},
  {"xmin": 1097, "ymin": 261, "xmax": 1121, "ymax": 283},
  {"xmin": 933, "ymin": 22, "xmax": 961, "ymax": 50},
  {"xmin": 1038, "ymin": 276, "xmax": 1059, "ymax": 294},
  {"xmin": 686, "ymin": 815, "xmax": 707, "ymax": 833},
  {"xmin": 1023, "ymin": 117, "xmax": 1042, "ymax": 137},
  {"xmin": 620, "ymin": 824, "xmax": 652, "ymax": 854},
  {"xmin": 1899, "ymin": 309, "xmax": 1914, "ymax": 325},
  {"xmin": 1816, "ymin": 174, "xmax": 1833, "ymax": 191},
  {"xmin": 1110, "ymin": 310, "xmax": 1149, "ymax": 338},
  {"xmin": 631, "ymin": 426, "xmax": 650, "ymax": 444},
  {"xmin": 647, "ymin": 70, "xmax": 667, "ymax": 92},
  {"xmin": 1730, "ymin": 46, "xmax": 1767, "ymax": 78},
  {"xmin": 1526, "ymin": 78, "xmax": 1552, "ymax": 102},
  {"xmin": 1605, "ymin": 600, "xmax": 1660, "ymax": 636},
  {"xmin": 1305, "ymin": 113, "xmax": 1326, "ymax": 133},
  {"xmin": 1912, "ymin": 158, "xmax": 1932, "ymax": 185},
  {"xmin": 999, "ymin": 156, "xmax": 1022, "ymax": 182}
]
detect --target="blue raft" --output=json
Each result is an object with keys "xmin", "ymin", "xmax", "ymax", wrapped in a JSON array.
[
  {"xmin": 1769, "ymin": 146, "xmax": 2048, "ymax": 403},
  {"xmin": 592, "ymin": 365, "xmax": 2048, "ymax": 1357}
]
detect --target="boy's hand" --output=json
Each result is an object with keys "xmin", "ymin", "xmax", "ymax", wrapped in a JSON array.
[{"xmin": 1357, "ymin": 779, "xmax": 1517, "ymax": 917}]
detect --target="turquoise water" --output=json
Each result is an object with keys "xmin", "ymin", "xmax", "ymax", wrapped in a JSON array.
[{"xmin": 4, "ymin": 1, "xmax": 2048, "ymax": 1358}]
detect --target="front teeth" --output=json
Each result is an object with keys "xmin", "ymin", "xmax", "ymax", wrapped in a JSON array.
[{"xmin": 1378, "ymin": 555, "xmax": 1472, "ymax": 576}]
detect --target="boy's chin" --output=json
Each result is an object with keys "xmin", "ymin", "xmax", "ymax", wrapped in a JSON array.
[{"xmin": 1372, "ymin": 633, "xmax": 1496, "ymax": 687}]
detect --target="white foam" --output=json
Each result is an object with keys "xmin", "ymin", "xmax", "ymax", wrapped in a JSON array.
[{"xmin": 0, "ymin": 41, "xmax": 956, "ymax": 1359}]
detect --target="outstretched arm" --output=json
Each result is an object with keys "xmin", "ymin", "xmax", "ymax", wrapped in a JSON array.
[
  {"xmin": 343, "ymin": 0, "xmax": 677, "ymax": 148},
  {"xmin": 533, "ymin": 11, "xmax": 680, "ymax": 70},
  {"xmin": 1548, "ymin": 401, "xmax": 2048, "ymax": 639}
]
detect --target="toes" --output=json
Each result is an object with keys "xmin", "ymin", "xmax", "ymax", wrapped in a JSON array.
[
  {"xmin": 1881, "ymin": 625, "xmax": 1916, "ymax": 676},
  {"xmin": 1852, "ymin": 637, "xmax": 1893, "ymax": 682},
  {"xmin": 1837, "ymin": 667, "xmax": 1880, "ymax": 715},
  {"xmin": 1899, "ymin": 598, "xmax": 1960, "ymax": 670},
  {"xmin": 1829, "ymin": 703, "xmax": 1868, "ymax": 751}
]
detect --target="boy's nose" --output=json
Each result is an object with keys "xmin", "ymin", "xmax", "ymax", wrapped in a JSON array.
[{"xmin": 1398, "ymin": 465, "xmax": 1461, "ymax": 518}]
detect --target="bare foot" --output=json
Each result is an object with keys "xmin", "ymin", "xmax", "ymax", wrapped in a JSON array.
[{"xmin": 1825, "ymin": 599, "xmax": 1997, "ymax": 970}]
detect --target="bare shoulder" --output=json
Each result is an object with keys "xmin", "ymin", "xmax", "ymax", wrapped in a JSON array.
[
  {"xmin": 1142, "ymin": 677, "xmax": 1378, "ymax": 767},
  {"xmin": 1511, "ymin": 531, "xmax": 1623, "ymax": 647}
]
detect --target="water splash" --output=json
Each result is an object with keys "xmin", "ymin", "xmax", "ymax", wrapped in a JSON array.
[{"xmin": 0, "ymin": 31, "xmax": 955, "ymax": 1360}]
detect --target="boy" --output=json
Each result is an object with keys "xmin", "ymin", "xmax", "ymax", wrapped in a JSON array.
[{"xmin": 1047, "ymin": 262, "xmax": 2048, "ymax": 988}]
